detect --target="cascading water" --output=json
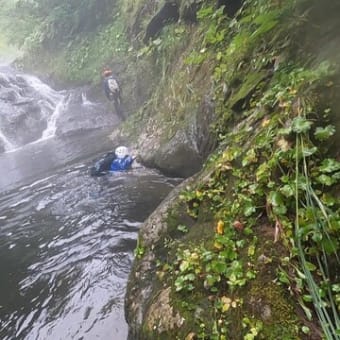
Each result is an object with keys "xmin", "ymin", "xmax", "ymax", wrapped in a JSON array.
[
  {"xmin": 0, "ymin": 69, "xmax": 63, "ymax": 149},
  {"xmin": 0, "ymin": 66, "xmax": 181, "ymax": 339},
  {"xmin": 81, "ymin": 92, "xmax": 94, "ymax": 106},
  {"xmin": 21, "ymin": 74, "xmax": 66, "ymax": 142},
  {"xmin": 41, "ymin": 96, "xmax": 69, "ymax": 140},
  {"xmin": 0, "ymin": 66, "xmax": 118, "ymax": 152}
]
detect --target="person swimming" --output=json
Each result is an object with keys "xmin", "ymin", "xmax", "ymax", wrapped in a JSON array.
[
  {"xmin": 110, "ymin": 146, "xmax": 134, "ymax": 171},
  {"xmin": 89, "ymin": 146, "xmax": 134, "ymax": 176}
]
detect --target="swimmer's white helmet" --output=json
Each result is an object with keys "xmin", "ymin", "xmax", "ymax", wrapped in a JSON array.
[{"xmin": 115, "ymin": 146, "xmax": 129, "ymax": 158}]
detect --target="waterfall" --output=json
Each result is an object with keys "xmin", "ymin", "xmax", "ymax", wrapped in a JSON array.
[
  {"xmin": 23, "ymin": 74, "xmax": 63, "ymax": 103},
  {"xmin": 81, "ymin": 92, "xmax": 93, "ymax": 106},
  {"xmin": 41, "ymin": 96, "xmax": 68, "ymax": 140},
  {"xmin": 0, "ymin": 67, "xmax": 115, "ymax": 153}
]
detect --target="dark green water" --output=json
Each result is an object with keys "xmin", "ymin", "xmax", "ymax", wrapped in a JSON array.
[{"xmin": 0, "ymin": 68, "xmax": 181, "ymax": 339}]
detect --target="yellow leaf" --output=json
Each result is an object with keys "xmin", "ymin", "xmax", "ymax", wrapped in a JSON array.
[
  {"xmin": 221, "ymin": 296, "xmax": 232, "ymax": 312},
  {"xmin": 216, "ymin": 220, "xmax": 224, "ymax": 235},
  {"xmin": 222, "ymin": 303, "xmax": 230, "ymax": 312},
  {"xmin": 214, "ymin": 241, "xmax": 223, "ymax": 250},
  {"xmin": 195, "ymin": 190, "xmax": 203, "ymax": 198},
  {"xmin": 261, "ymin": 117, "xmax": 270, "ymax": 127}
]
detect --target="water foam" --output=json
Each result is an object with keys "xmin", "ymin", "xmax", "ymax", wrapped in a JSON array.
[{"xmin": 41, "ymin": 96, "xmax": 68, "ymax": 140}]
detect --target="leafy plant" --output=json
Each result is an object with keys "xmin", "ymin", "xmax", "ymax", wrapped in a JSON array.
[{"xmin": 179, "ymin": 55, "xmax": 340, "ymax": 337}]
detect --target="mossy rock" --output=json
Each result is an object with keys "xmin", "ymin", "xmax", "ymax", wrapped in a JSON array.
[{"xmin": 229, "ymin": 70, "xmax": 270, "ymax": 112}]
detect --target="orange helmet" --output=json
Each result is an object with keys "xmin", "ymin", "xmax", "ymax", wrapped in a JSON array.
[{"xmin": 102, "ymin": 68, "xmax": 112, "ymax": 77}]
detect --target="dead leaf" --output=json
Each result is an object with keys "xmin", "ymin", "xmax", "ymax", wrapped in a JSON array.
[
  {"xmin": 185, "ymin": 332, "xmax": 196, "ymax": 340},
  {"xmin": 274, "ymin": 217, "xmax": 283, "ymax": 243},
  {"xmin": 233, "ymin": 220, "xmax": 244, "ymax": 231}
]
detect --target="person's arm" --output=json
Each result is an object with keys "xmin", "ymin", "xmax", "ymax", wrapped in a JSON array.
[{"xmin": 122, "ymin": 156, "xmax": 133, "ymax": 169}]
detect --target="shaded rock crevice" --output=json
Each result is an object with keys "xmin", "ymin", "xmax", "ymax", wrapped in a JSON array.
[{"xmin": 143, "ymin": 1, "xmax": 180, "ymax": 44}]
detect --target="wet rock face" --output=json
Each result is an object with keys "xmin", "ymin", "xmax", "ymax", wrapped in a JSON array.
[
  {"xmin": 137, "ymin": 97, "xmax": 216, "ymax": 178},
  {"xmin": 297, "ymin": 0, "xmax": 340, "ymax": 157},
  {"xmin": 55, "ymin": 90, "xmax": 118, "ymax": 136},
  {"xmin": 144, "ymin": 287, "xmax": 185, "ymax": 334},
  {"xmin": 0, "ymin": 73, "xmax": 13, "ymax": 88},
  {"xmin": 0, "ymin": 88, "xmax": 19, "ymax": 102},
  {"xmin": 0, "ymin": 70, "xmax": 48, "ymax": 146},
  {"xmin": 0, "ymin": 95, "xmax": 46, "ymax": 146},
  {"xmin": 152, "ymin": 131, "xmax": 203, "ymax": 178},
  {"xmin": 4, "ymin": 103, "xmax": 46, "ymax": 146},
  {"xmin": 125, "ymin": 178, "xmax": 194, "ymax": 340}
]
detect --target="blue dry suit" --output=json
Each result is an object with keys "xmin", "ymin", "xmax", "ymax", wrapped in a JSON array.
[
  {"xmin": 110, "ymin": 155, "xmax": 133, "ymax": 171},
  {"xmin": 90, "ymin": 152, "xmax": 133, "ymax": 176}
]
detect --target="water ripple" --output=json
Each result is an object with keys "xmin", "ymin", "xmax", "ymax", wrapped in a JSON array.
[{"xmin": 0, "ymin": 162, "xmax": 180, "ymax": 340}]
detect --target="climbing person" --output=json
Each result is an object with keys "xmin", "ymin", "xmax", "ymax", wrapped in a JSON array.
[{"xmin": 102, "ymin": 67, "xmax": 124, "ymax": 120}]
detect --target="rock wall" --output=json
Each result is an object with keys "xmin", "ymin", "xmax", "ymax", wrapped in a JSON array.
[{"xmin": 124, "ymin": 0, "xmax": 340, "ymax": 338}]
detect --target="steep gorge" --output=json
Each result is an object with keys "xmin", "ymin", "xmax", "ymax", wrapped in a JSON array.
[{"xmin": 13, "ymin": 0, "xmax": 340, "ymax": 338}]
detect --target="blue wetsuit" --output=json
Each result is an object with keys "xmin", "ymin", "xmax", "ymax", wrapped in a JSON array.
[{"xmin": 110, "ymin": 156, "xmax": 133, "ymax": 171}]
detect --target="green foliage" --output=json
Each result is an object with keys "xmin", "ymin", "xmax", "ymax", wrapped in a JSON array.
[
  {"xmin": 134, "ymin": 237, "xmax": 145, "ymax": 258},
  {"xmin": 2, "ymin": 0, "xmax": 338, "ymax": 336},
  {"xmin": 177, "ymin": 18, "xmax": 340, "ymax": 334},
  {"xmin": 170, "ymin": 234, "xmax": 256, "ymax": 337},
  {"xmin": 0, "ymin": 30, "xmax": 21, "ymax": 63},
  {"xmin": 190, "ymin": 70, "xmax": 338, "ymax": 337},
  {"xmin": 184, "ymin": 5, "xmax": 227, "ymax": 67},
  {"xmin": 0, "ymin": 0, "xmax": 132, "ymax": 83},
  {"xmin": 177, "ymin": 224, "xmax": 189, "ymax": 233},
  {"xmin": 314, "ymin": 125, "xmax": 336, "ymax": 141},
  {"xmin": 137, "ymin": 24, "xmax": 187, "ymax": 66},
  {"xmin": 242, "ymin": 317, "xmax": 263, "ymax": 340},
  {"xmin": 184, "ymin": 50, "xmax": 207, "ymax": 66},
  {"xmin": 18, "ymin": 14, "xmax": 130, "ymax": 83},
  {"xmin": 62, "ymin": 17, "xmax": 129, "ymax": 82},
  {"xmin": 5, "ymin": 0, "xmax": 118, "ymax": 52},
  {"xmin": 293, "ymin": 120, "xmax": 340, "ymax": 338}
]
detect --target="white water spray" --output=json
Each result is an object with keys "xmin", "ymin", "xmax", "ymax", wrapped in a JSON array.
[
  {"xmin": 0, "ymin": 68, "xmax": 111, "ymax": 153},
  {"xmin": 0, "ymin": 130, "xmax": 15, "ymax": 152},
  {"xmin": 81, "ymin": 92, "xmax": 93, "ymax": 106},
  {"xmin": 23, "ymin": 75, "xmax": 63, "ymax": 103},
  {"xmin": 19, "ymin": 74, "xmax": 67, "ymax": 141},
  {"xmin": 41, "ymin": 96, "xmax": 68, "ymax": 140}
]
